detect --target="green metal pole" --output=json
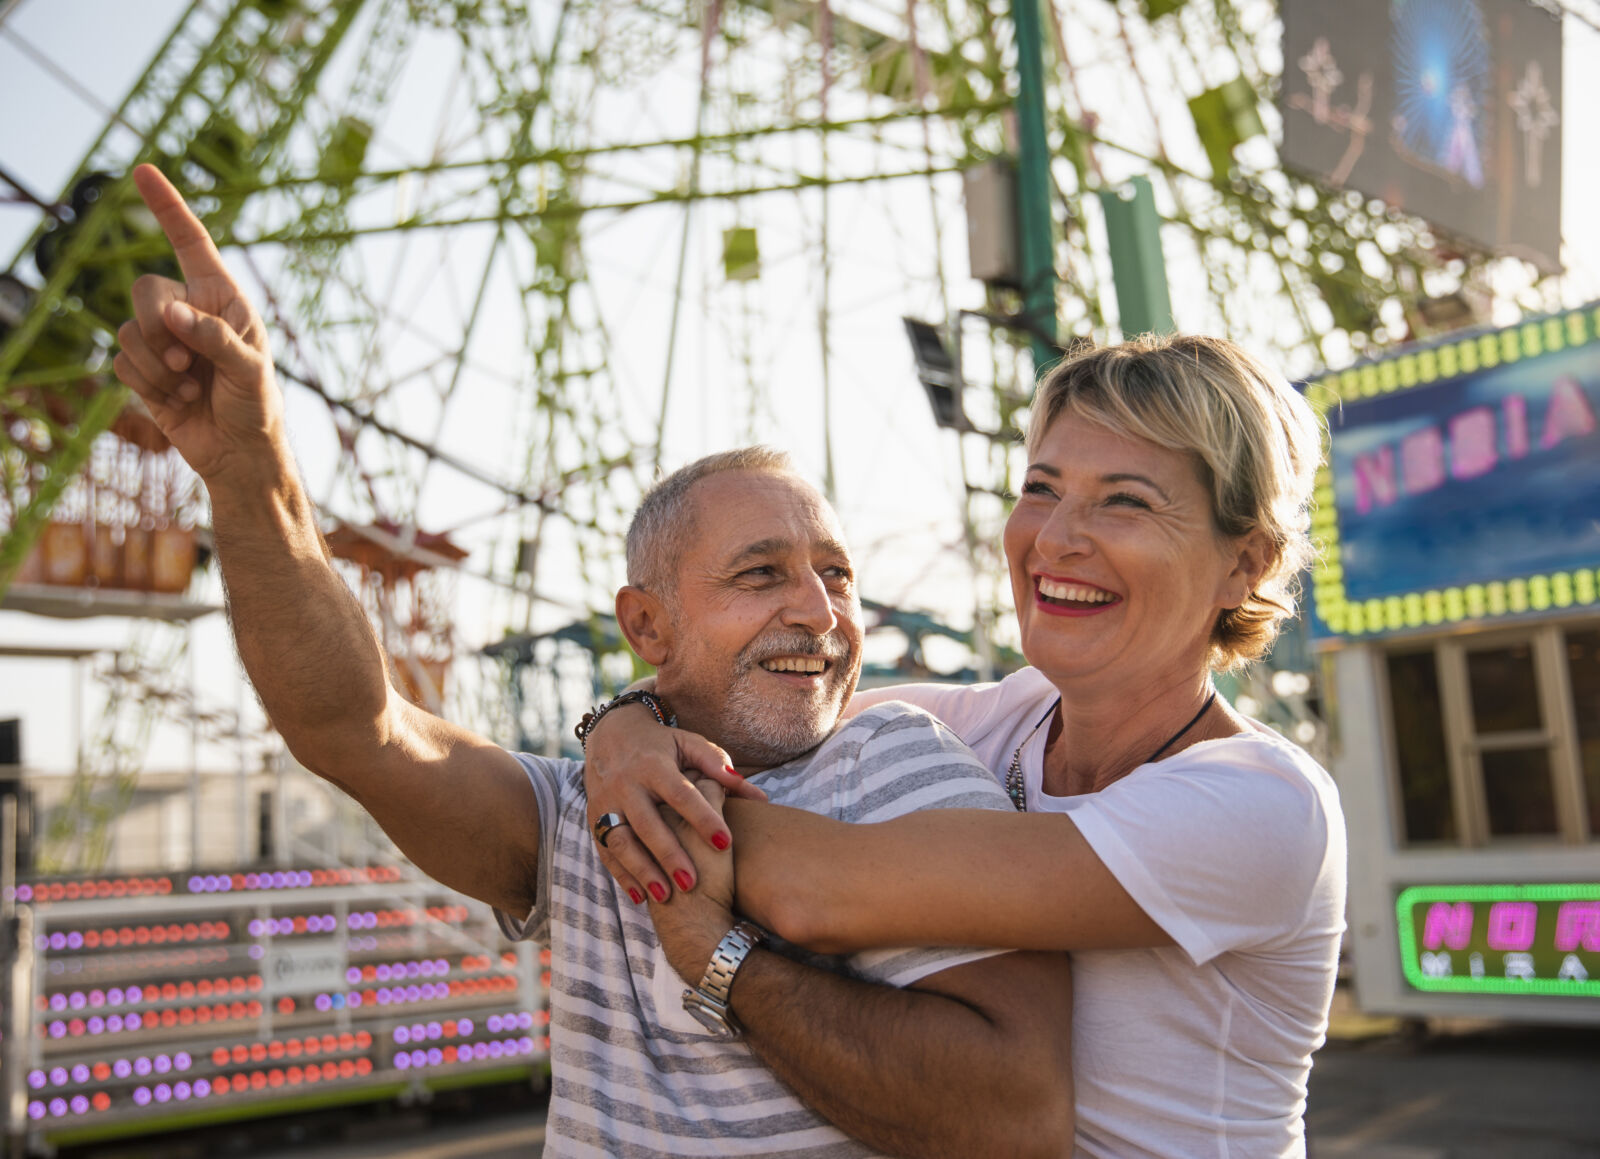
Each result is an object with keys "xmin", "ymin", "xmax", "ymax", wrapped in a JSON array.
[
  {"xmin": 1010, "ymin": 0, "xmax": 1057, "ymax": 375},
  {"xmin": 1099, "ymin": 175, "xmax": 1175, "ymax": 337}
]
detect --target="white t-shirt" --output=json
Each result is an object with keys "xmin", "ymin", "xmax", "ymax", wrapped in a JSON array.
[{"xmin": 858, "ymin": 669, "xmax": 1347, "ymax": 1159}]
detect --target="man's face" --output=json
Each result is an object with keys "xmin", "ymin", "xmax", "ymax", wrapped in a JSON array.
[{"xmin": 655, "ymin": 471, "xmax": 863, "ymax": 769}]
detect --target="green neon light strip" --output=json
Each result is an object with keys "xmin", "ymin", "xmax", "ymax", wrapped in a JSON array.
[
  {"xmin": 1305, "ymin": 309, "xmax": 1597, "ymax": 412},
  {"xmin": 1395, "ymin": 884, "xmax": 1600, "ymax": 997},
  {"xmin": 1306, "ymin": 305, "xmax": 1600, "ymax": 638},
  {"xmin": 1312, "ymin": 568, "xmax": 1600, "ymax": 638}
]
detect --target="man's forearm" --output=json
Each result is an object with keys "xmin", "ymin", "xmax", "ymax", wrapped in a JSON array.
[
  {"xmin": 730, "ymin": 951, "xmax": 1073, "ymax": 1159},
  {"xmin": 208, "ymin": 453, "xmax": 391, "ymax": 780},
  {"xmin": 208, "ymin": 456, "xmax": 541, "ymax": 915},
  {"xmin": 648, "ymin": 803, "xmax": 1072, "ymax": 1157}
]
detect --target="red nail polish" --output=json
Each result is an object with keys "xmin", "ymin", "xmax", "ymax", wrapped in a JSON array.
[
  {"xmin": 725, "ymin": 764, "xmax": 741, "ymax": 778},
  {"xmin": 648, "ymin": 882, "xmax": 668, "ymax": 903},
  {"xmin": 673, "ymin": 870, "xmax": 694, "ymax": 892},
  {"xmin": 711, "ymin": 832, "xmax": 730, "ymax": 851},
  {"xmin": 627, "ymin": 888, "xmax": 644, "ymax": 905}
]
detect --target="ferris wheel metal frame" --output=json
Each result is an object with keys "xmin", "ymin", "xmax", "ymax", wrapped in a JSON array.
[{"xmin": 0, "ymin": 0, "xmax": 1570, "ymax": 864}]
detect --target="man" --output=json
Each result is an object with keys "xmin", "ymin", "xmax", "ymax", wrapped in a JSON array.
[{"xmin": 111, "ymin": 165, "xmax": 1074, "ymax": 1158}]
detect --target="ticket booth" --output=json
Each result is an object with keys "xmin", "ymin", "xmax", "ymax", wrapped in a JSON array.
[{"xmin": 1306, "ymin": 306, "xmax": 1600, "ymax": 1026}]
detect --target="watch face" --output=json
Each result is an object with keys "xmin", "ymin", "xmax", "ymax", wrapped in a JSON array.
[{"xmin": 682, "ymin": 991, "xmax": 736, "ymax": 1038}]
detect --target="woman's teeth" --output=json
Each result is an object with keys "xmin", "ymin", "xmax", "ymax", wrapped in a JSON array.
[
  {"xmin": 761, "ymin": 657, "xmax": 828, "ymax": 674},
  {"xmin": 1037, "ymin": 578, "xmax": 1117, "ymax": 605}
]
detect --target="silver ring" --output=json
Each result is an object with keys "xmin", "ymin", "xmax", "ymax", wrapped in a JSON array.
[{"xmin": 593, "ymin": 812, "xmax": 629, "ymax": 847}]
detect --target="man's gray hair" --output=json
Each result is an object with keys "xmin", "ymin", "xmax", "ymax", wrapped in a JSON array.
[{"xmin": 625, "ymin": 446, "xmax": 797, "ymax": 597}]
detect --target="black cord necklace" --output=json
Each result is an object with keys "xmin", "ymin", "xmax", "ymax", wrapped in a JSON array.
[
  {"xmin": 1005, "ymin": 688, "xmax": 1219, "ymax": 812},
  {"xmin": 1146, "ymin": 689, "xmax": 1219, "ymax": 763}
]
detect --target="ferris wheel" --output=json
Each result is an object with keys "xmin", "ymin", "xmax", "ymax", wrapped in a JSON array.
[{"xmin": 1, "ymin": 0, "xmax": 1567, "ymax": 861}]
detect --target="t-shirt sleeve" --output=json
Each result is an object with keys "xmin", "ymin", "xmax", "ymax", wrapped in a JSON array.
[
  {"xmin": 833, "ymin": 705, "xmax": 1017, "ymax": 988},
  {"xmin": 849, "ymin": 681, "xmax": 996, "ymax": 729},
  {"xmin": 1066, "ymin": 741, "xmax": 1332, "ymax": 965},
  {"xmin": 848, "ymin": 669, "xmax": 1058, "ymax": 769},
  {"xmin": 492, "ymin": 753, "xmax": 565, "ymax": 945}
]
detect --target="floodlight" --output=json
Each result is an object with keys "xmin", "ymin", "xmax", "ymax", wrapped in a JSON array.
[{"xmin": 902, "ymin": 317, "xmax": 972, "ymax": 432}]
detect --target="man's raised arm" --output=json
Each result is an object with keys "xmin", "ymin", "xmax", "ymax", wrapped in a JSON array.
[{"xmin": 112, "ymin": 166, "xmax": 538, "ymax": 916}]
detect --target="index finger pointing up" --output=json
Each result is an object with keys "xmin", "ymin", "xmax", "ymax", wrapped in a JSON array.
[{"xmin": 131, "ymin": 164, "xmax": 231, "ymax": 285}]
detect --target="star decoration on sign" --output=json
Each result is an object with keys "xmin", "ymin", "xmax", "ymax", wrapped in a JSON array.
[
  {"xmin": 1508, "ymin": 61, "xmax": 1559, "ymax": 187},
  {"xmin": 1299, "ymin": 37, "xmax": 1343, "ymax": 123}
]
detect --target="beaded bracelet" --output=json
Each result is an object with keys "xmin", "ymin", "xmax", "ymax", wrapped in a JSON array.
[{"xmin": 574, "ymin": 689, "xmax": 676, "ymax": 752}]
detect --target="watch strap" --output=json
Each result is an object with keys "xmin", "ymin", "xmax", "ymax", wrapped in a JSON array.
[
  {"xmin": 695, "ymin": 921, "xmax": 765, "ymax": 1006},
  {"xmin": 681, "ymin": 922, "xmax": 765, "ymax": 1036}
]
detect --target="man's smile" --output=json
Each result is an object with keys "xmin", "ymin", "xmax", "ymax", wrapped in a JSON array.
[{"xmin": 759, "ymin": 656, "xmax": 830, "ymax": 675}]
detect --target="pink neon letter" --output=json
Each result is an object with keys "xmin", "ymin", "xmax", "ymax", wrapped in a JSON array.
[
  {"xmin": 1352, "ymin": 446, "xmax": 1398, "ymax": 514},
  {"xmin": 1540, "ymin": 376, "xmax": 1597, "ymax": 449},
  {"xmin": 1401, "ymin": 426, "xmax": 1446, "ymax": 495},
  {"xmin": 1486, "ymin": 901, "xmax": 1538, "ymax": 951},
  {"xmin": 1503, "ymin": 395, "xmax": 1529, "ymax": 458},
  {"xmin": 1422, "ymin": 901, "xmax": 1474, "ymax": 950},
  {"xmin": 1448, "ymin": 407, "xmax": 1497, "ymax": 479},
  {"xmin": 1554, "ymin": 901, "xmax": 1600, "ymax": 952}
]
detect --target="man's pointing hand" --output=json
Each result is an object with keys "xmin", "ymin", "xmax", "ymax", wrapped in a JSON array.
[{"xmin": 112, "ymin": 165, "xmax": 284, "ymax": 485}]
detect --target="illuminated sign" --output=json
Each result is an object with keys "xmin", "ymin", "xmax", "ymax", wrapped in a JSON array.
[
  {"xmin": 1396, "ymin": 884, "xmax": 1600, "ymax": 996},
  {"xmin": 260, "ymin": 939, "xmax": 349, "ymax": 998},
  {"xmin": 1281, "ymin": 0, "xmax": 1563, "ymax": 270},
  {"xmin": 1306, "ymin": 306, "xmax": 1600, "ymax": 640}
]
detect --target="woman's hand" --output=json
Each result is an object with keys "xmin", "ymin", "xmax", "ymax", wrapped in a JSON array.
[
  {"xmin": 583, "ymin": 703, "xmax": 765, "ymax": 903},
  {"xmin": 646, "ymin": 779, "xmax": 739, "ymax": 984}
]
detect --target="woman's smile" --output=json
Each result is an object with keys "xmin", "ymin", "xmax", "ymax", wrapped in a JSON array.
[{"xmin": 1033, "ymin": 574, "xmax": 1124, "ymax": 616}]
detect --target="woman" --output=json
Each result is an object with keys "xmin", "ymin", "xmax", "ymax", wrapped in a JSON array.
[{"xmin": 586, "ymin": 334, "xmax": 1346, "ymax": 1156}]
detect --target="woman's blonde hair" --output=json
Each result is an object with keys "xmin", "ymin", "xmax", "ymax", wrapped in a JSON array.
[{"xmin": 1026, "ymin": 334, "xmax": 1324, "ymax": 671}]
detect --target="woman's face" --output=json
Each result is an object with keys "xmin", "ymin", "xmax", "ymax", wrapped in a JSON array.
[{"xmin": 1004, "ymin": 408, "xmax": 1261, "ymax": 691}]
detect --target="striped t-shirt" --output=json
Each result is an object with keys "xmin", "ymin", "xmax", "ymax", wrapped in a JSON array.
[{"xmin": 497, "ymin": 702, "xmax": 1014, "ymax": 1158}]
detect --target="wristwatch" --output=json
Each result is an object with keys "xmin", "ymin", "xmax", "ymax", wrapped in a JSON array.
[{"xmin": 681, "ymin": 922, "xmax": 766, "ymax": 1038}]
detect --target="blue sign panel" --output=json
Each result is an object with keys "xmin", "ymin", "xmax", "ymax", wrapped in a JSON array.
[{"xmin": 1307, "ymin": 308, "xmax": 1600, "ymax": 640}]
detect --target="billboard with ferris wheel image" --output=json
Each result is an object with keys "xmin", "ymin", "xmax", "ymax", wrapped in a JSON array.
[
  {"xmin": 1391, "ymin": 0, "xmax": 1495, "ymax": 187},
  {"xmin": 1281, "ymin": 0, "xmax": 1563, "ymax": 271}
]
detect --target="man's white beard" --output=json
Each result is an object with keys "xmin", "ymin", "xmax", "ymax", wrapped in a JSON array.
[
  {"xmin": 718, "ymin": 631, "xmax": 854, "ymax": 767},
  {"xmin": 720, "ymin": 680, "xmax": 839, "ymax": 767}
]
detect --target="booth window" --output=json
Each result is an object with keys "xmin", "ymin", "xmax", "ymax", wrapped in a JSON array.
[
  {"xmin": 1479, "ymin": 750, "xmax": 1558, "ymax": 836},
  {"xmin": 1387, "ymin": 650, "xmax": 1455, "ymax": 843},
  {"xmin": 1568, "ymin": 628, "xmax": 1600, "ymax": 836},
  {"xmin": 1385, "ymin": 625, "xmax": 1597, "ymax": 847},
  {"xmin": 1465, "ymin": 642, "xmax": 1559, "ymax": 837},
  {"xmin": 1465, "ymin": 644, "xmax": 1541, "ymax": 732}
]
